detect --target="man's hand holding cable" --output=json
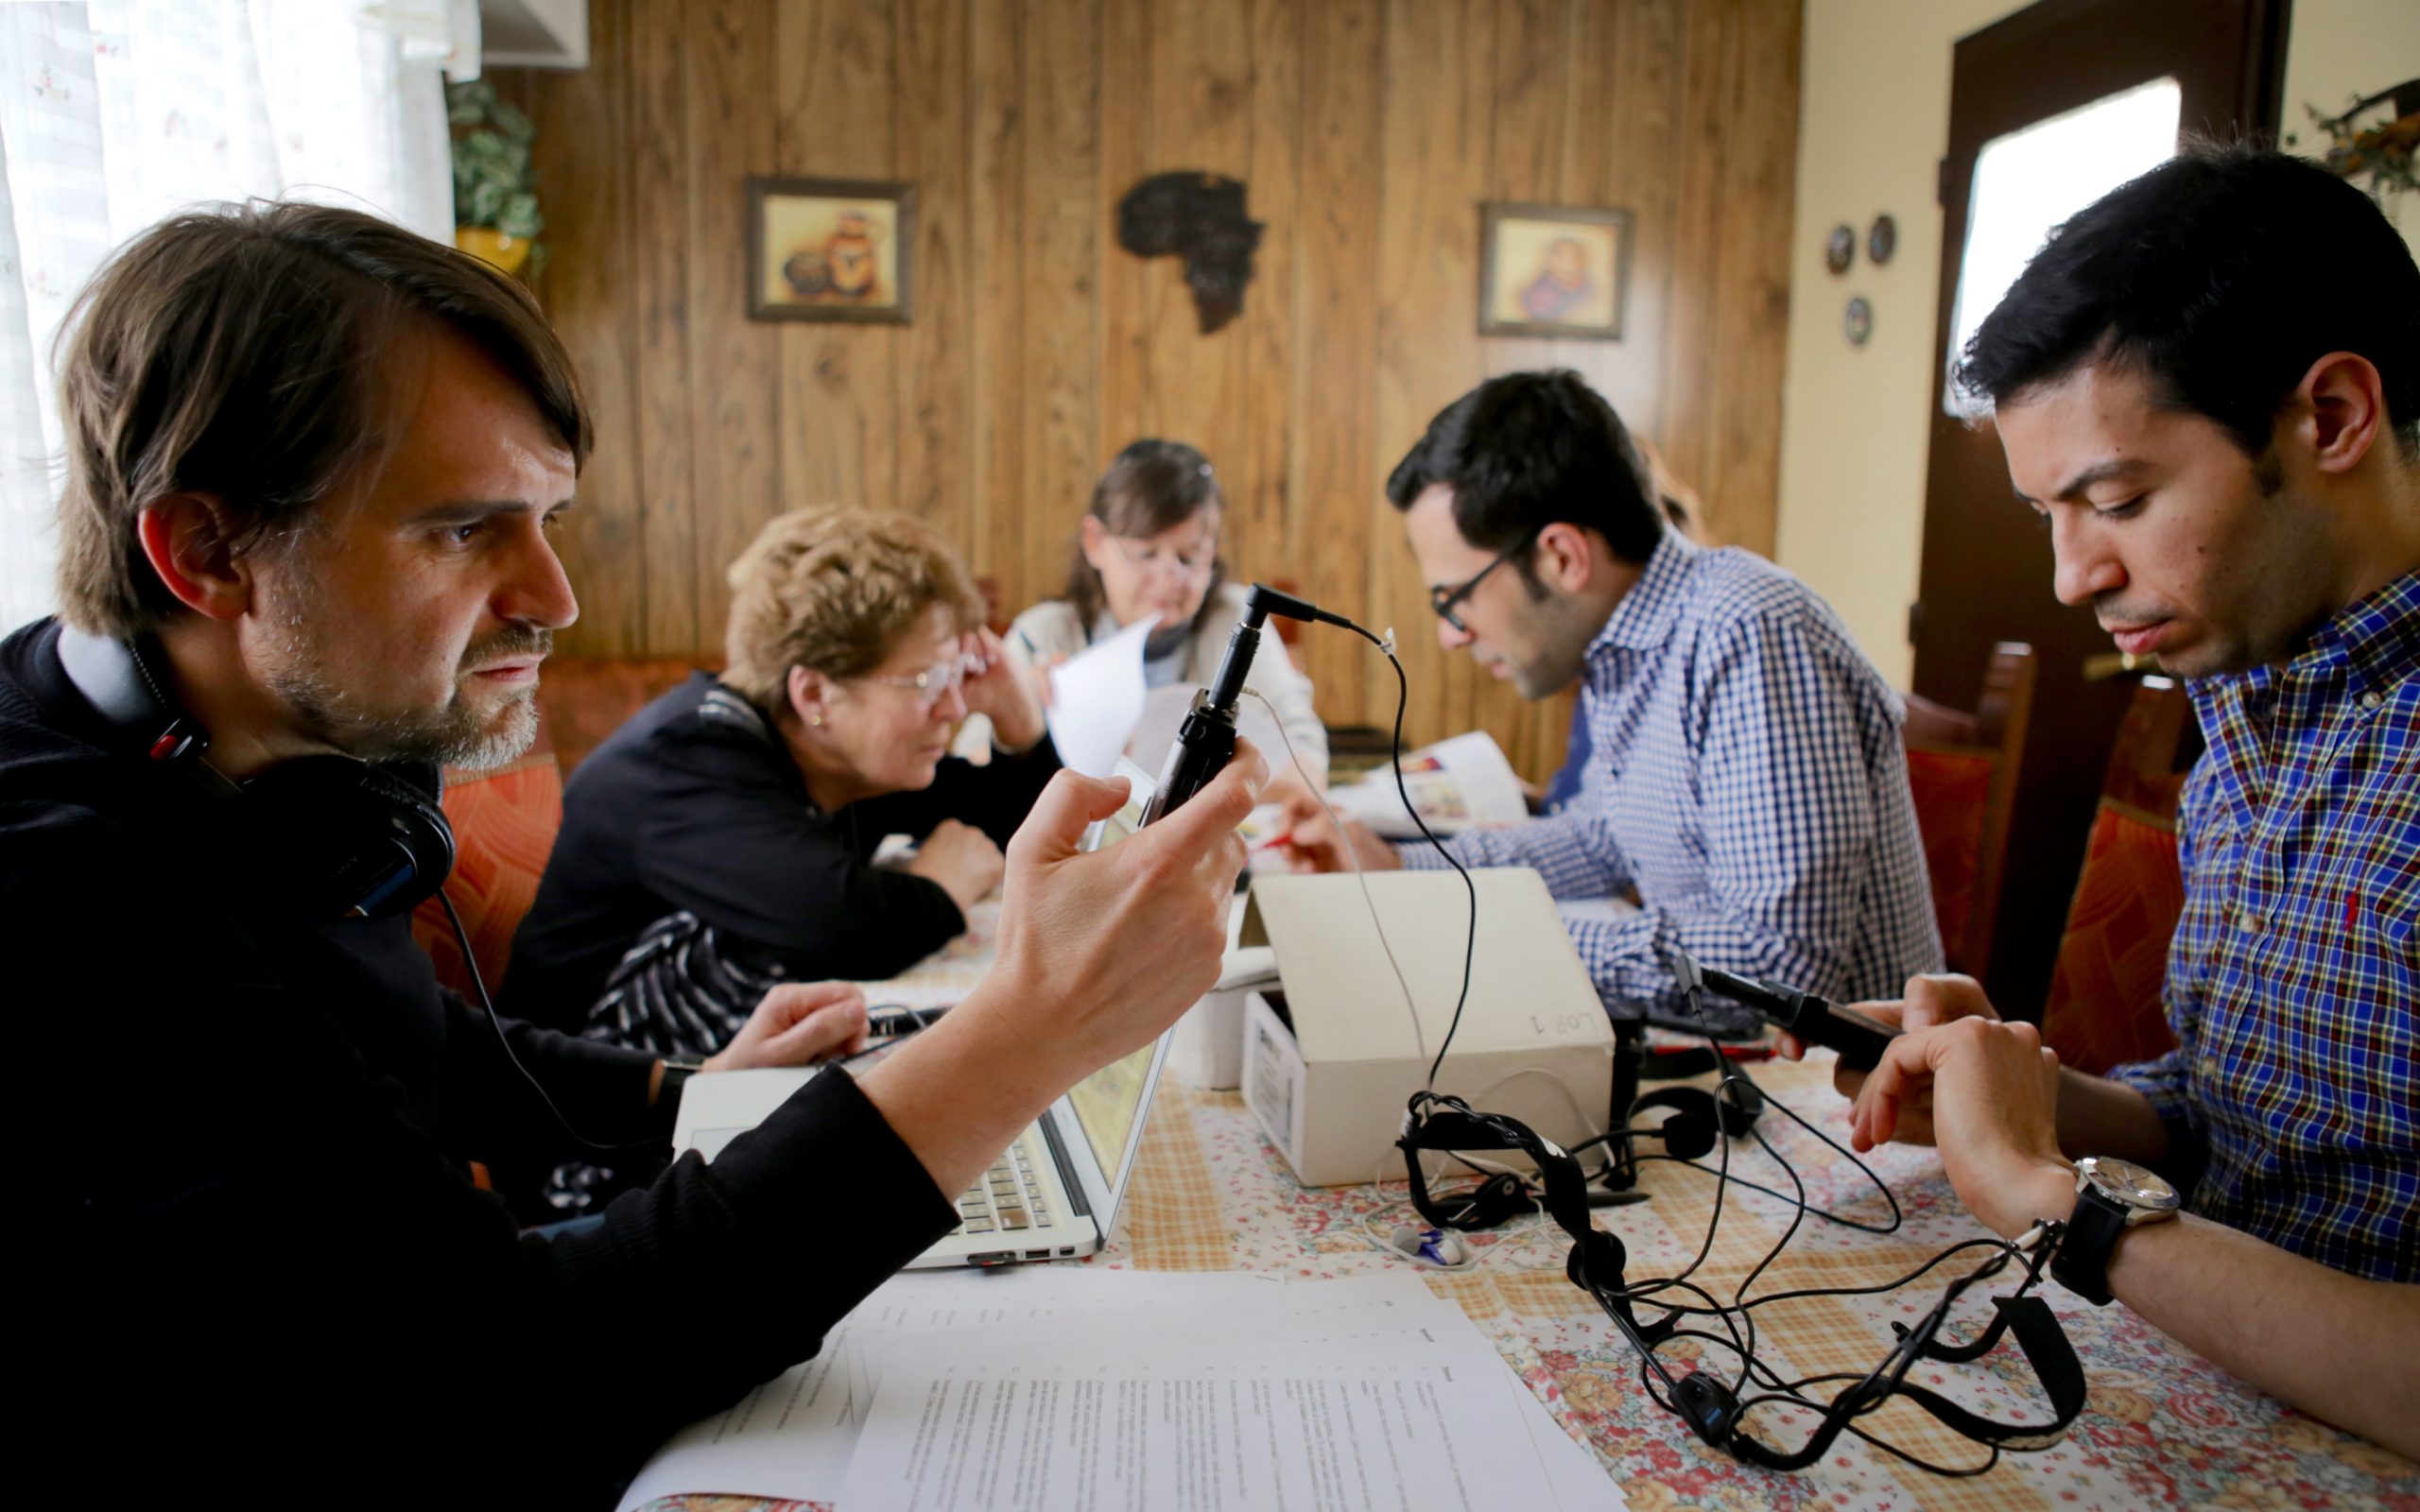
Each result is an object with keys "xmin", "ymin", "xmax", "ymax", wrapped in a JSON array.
[
  {"xmin": 1774, "ymin": 972, "xmax": 2001, "ymax": 1144},
  {"xmin": 1848, "ymin": 1014, "xmax": 2074, "ymax": 1242}
]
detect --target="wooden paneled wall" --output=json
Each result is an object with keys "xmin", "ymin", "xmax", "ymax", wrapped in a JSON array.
[{"xmin": 498, "ymin": 0, "xmax": 1801, "ymax": 781}]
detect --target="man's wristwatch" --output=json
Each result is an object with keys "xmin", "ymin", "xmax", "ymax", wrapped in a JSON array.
[
  {"xmin": 659, "ymin": 1055, "xmax": 706, "ymax": 1113},
  {"xmin": 2049, "ymin": 1156, "xmax": 2181, "ymax": 1305}
]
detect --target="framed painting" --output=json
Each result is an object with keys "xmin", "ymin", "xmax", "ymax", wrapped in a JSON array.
[
  {"xmin": 747, "ymin": 176, "xmax": 915, "ymax": 323},
  {"xmin": 1478, "ymin": 202, "xmax": 1634, "ymax": 339}
]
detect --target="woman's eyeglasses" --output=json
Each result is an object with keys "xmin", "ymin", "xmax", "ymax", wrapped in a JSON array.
[
  {"xmin": 1109, "ymin": 534, "xmax": 1219, "ymax": 581},
  {"xmin": 856, "ymin": 649, "xmax": 987, "ymax": 708}
]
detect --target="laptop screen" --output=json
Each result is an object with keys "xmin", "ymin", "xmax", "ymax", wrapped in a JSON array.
[
  {"xmin": 1066, "ymin": 756, "xmax": 1161, "ymax": 1179},
  {"xmin": 1067, "ymin": 1043, "xmax": 1155, "ymax": 1178}
]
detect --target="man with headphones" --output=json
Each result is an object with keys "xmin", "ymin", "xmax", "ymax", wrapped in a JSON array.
[
  {"xmin": 1792, "ymin": 147, "xmax": 2417, "ymax": 1459},
  {"xmin": 6, "ymin": 202, "xmax": 1264, "ymax": 1499}
]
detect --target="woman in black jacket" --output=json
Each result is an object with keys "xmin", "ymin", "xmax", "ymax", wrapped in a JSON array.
[{"xmin": 506, "ymin": 508, "xmax": 1055, "ymax": 1053}]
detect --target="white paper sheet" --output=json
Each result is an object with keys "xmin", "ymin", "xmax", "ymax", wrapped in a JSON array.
[
  {"xmin": 1503, "ymin": 1362, "xmax": 1627, "ymax": 1512},
  {"xmin": 1043, "ymin": 616, "xmax": 1159, "ymax": 778},
  {"xmin": 614, "ymin": 1268, "xmax": 1287, "ymax": 1511},
  {"xmin": 836, "ymin": 1281, "xmax": 1564, "ymax": 1512},
  {"xmin": 1130, "ymin": 679, "xmax": 1290, "ymax": 781}
]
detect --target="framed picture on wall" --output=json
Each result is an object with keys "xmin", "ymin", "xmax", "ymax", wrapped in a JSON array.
[
  {"xmin": 747, "ymin": 176, "xmax": 915, "ymax": 323},
  {"xmin": 1477, "ymin": 202, "xmax": 1633, "ymax": 339}
]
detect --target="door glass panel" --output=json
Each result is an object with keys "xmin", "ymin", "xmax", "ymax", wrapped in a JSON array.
[{"xmin": 1944, "ymin": 77, "xmax": 2182, "ymax": 414}]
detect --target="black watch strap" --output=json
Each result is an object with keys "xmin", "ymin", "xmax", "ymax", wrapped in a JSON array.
[
  {"xmin": 2050, "ymin": 1184, "xmax": 2128, "ymax": 1306},
  {"xmin": 659, "ymin": 1056, "xmax": 705, "ymax": 1116}
]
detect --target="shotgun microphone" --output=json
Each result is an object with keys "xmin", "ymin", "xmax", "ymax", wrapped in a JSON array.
[{"xmin": 1138, "ymin": 583, "xmax": 1346, "ymax": 825}]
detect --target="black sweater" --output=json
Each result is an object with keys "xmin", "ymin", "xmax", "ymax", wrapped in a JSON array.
[
  {"xmin": 505, "ymin": 673, "xmax": 1059, "ymax": 1033},
  {"xmin": 5, "ymin": 622, "xmax": 956, "ymax": 1503}
]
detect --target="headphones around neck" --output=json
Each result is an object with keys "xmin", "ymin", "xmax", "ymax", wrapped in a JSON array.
[{"xmin": 57, "ymin": 625, "xmax": 456, "ymax": 921}]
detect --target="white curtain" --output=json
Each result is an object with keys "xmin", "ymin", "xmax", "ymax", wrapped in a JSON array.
[{"xmin": 0, "ymin": 0, "xmax": 476, "ymax": 632}]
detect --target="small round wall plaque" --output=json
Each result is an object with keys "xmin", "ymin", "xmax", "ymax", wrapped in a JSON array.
[
  {"xmin": 1824, "ymin": 223, "xmax": 1855, "ymax": 275},
  {"xmin": 1868, "ymin": 214, "xmax": 1898, "ymax": 266},
  {"xmin": 1844, "ymin": 295, "xmax": 1874, "ymax": 347}
]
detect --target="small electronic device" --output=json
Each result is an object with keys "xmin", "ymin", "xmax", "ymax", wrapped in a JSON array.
[{"xmin": 1695, "ymin": 965, "xmax": 1902, "ymax": 1072}]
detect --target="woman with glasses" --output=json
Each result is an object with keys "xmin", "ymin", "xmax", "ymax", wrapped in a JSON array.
[
  {"xmin": 503, "ymin": 509, "xmax": 1056, "ymax": 1068},
  {"xmin": 1003, "ymin": 438, "xmax": 1327, "ymax": 786}
]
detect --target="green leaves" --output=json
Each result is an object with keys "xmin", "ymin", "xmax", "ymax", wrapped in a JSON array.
[{"xmin": 445, "ymin": 79, "xmax": 546, "ymax": 249}]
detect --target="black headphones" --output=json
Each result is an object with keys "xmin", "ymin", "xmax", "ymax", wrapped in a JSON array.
[
  {"xmin": 1626, "ymin": 1079, "xmax": 1765, "ymax": 1161},
  {"xmin": 57, "ymin": 626, "xmax": 456, "ymax": 921},
  {"xmin": 1397, "ymin": 1084, "xmax": 2087, "ymax": 1469}
]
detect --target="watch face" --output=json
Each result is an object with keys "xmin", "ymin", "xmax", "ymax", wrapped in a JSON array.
[{"xmin": 2079, "ymin": 1156, "xmax": 2180, "ymax": 1211}]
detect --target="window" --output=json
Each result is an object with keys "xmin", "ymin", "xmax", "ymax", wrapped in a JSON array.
[
  {"xmin": 1943, "ymin": 77, "xmax": 2182, "ymax": 414},
  {"xmin": 0, "ymin": 0, "xmax": 472, "ymax": 631}
]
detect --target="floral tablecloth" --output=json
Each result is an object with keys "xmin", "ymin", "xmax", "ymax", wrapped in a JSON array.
[{"xmin": 644, "ymin": 898, "xmax": 2417, "ymax": 1510}]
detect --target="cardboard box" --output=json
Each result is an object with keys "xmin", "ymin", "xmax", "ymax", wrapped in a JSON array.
[
  {"xmin": 1167, "ymin": 941, "xmax": 1276, "ymax": 1091},
  {"xmin": 1236, "ymin": 868, "xmax": 1615, "ymax": 1187}
]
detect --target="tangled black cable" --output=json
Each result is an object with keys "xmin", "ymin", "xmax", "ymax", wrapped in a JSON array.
[
  {"xmin": 1342, "ymin": 617, "xmax": 2088, "ymax": 1474},
  {"xmin": 1575, "ymin": 974, "xmax": 2068, "ymax": 1474}
]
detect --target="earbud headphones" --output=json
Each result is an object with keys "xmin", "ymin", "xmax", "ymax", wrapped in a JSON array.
[{"xmin": 57, "ymin": 626, "xmax": 455, "ymax": 920}]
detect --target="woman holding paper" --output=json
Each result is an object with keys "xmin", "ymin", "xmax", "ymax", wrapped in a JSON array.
[
  {"xmin": 1003, "ymin": 438, "xmax": 1327, "ymax": 786},
  {"xmin": 505, "ymin": 508, "xmax": 1055, "ymax": 1054}
]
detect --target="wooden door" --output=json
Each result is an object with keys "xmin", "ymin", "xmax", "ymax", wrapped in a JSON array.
[{"xmin": 1911, "ymin": 0, "xmax": 2288, "ymax": 1018}]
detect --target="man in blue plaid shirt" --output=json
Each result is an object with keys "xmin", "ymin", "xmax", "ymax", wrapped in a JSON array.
[
  {"xmin": 1814, "ymin": 147, "xmax": 2418, "ymax": 1458},
  {"xmin": 1284, "ymin": 370, "xmax": 1943, "ymax": 1032}
]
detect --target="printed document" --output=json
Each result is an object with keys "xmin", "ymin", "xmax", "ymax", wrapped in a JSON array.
[
  {"xmin": 836, "ymin": 1280, "xmax": 1565, "ymax": 1511},
  {"xmin": 616, "ymin": 1269, "xmax": 1282, "ymax": 1510},
  {"xmin": 619, "ymin": 1270, "xmax": 1623, "ymax": 1512}
]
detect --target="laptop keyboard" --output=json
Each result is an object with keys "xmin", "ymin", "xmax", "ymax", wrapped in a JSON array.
[{"xmin": 953, "ymin": 1143, "xmax": 1053, "ymax": 1235}]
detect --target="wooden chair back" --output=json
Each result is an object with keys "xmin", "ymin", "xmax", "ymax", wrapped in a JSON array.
[
  {"xmin": 2041, "ymin": 677, "xmax": 2197, "ymax": 1074},
  {"xmin": 1903, "ymin": 641, "xmax": 2036, "ymax": 977}
]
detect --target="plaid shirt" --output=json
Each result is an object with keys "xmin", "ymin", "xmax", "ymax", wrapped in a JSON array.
[
  {"xmin": 2110, "ymin": 570, "xmax": 2420, "ymax": 1282},
  {"xmin": 1406, "ymin": 531, "xmax": 1942, "ymax": 1020}
]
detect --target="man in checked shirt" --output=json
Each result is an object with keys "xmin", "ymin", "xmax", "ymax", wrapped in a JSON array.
[
  {"xmin": 1281, "ymin": 368, "xmax": 1944, "ymax": 1035},
  {"xmin": 1805, "ymin": 146, "xmax": 2418, "ymax": 1457}
]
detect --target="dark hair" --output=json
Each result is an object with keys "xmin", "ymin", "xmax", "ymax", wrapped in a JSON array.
[
  {"xmin": 1065, "ymin": 438, "xmax": 1227, "ymax": 632},
  {"xmin": 53, "ymin": 199, "xmax": 593, "ymax": 637},
  {"xmin": 1956, "ymin": 144, "xmax": 2420, "ymax": 457},
  {"xmin": 1385, "ymin": 370, "xmax": 1665, "ymax": 571}
]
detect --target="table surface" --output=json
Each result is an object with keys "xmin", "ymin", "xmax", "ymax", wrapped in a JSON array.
[{"xmin": 645, "ymin": 902, "xmax": 2420, "ymax": 1512}]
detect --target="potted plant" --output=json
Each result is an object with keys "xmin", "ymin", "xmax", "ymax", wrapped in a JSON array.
[{"xmin": 448, "ymin": 79, "xmax": 544, "ymax": 278}]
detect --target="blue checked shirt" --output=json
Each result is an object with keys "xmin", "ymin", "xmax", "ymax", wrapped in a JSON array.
[
  {"xmin": 2109, "ymin": 570, "xmax": 2419, "ymax": 1282},
  {"xmin": 1406, "ymin": 531, "xmax": 1943, "ymax": 1018}
]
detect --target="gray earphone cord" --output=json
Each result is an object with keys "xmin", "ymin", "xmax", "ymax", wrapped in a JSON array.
[{"xmin": 441, "ymin": 892, "xmax": 662, "ymax": 1153}]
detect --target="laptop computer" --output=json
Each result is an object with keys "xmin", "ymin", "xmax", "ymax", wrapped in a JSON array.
[{"xmin": 670, "ymin": 758, "xmax": 1172, "ymax": 1269}]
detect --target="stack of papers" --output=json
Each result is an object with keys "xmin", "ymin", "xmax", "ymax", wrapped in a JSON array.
[{"xmin": 617, "ymin": 1270, "xmax": 1623, "ymax": 1512}]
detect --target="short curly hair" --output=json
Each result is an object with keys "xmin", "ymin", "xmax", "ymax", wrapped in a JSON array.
[{"xmin": 721, "ymin": 508, "xmax": 986, "ymax": 710}]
